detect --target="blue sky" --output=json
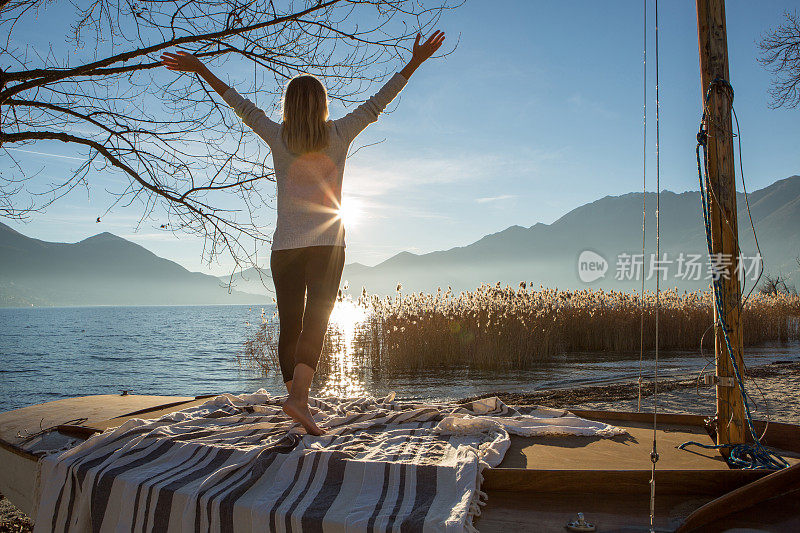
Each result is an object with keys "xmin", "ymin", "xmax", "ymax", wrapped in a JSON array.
[{"xmin": 4, "ymin": 1, "xmax": 799, "ymax": 275}]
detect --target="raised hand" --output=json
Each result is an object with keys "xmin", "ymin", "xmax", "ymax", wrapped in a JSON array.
[
  {"xmin": 400, "ymin": 29, "xmax": 446, "ymax": 79},
  {"xmin": 161, "ymin": 51, "xmax": 230, "ymax": 97},
  {"xmin": 160, "ymin": 51, "xmax": 205, "ymax": 73},
  {"xmin": 411, "ymin": 30, "xmax": 446, "ymax": 64}
]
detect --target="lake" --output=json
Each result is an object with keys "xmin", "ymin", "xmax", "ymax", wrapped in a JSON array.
[{"xmin": 1, "ymin": 304, "xmax": 798, "ymax": 413}]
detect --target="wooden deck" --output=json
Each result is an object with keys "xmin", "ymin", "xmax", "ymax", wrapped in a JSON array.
[
  {"xmin": 0, "ymin": 394, "xmax": 202, "ymax": 516},
  {"xmin": 2, "ymin": 396, "xmax": 799, "ymax": 531},
  {"xmin": 477, "ymin": 412, "xmax": 800, "ymax": 532},
  {"xmin": 476, "ymin": 491, "xmax": 706, "ymax": 532},
  {"xmin": 476, "ymin": 476, "xmax": 800, "ymax": 533},
  {"xmin": 498, "ymin": 420, "xmax": 729, "ymax": 471},
  {"xmin": 0, "ymin": 394, "xmax": 195, "ymax": 446}
]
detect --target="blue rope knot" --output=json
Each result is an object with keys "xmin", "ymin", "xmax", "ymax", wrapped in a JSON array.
[
  {"xmin": 705, "ymin": 77, "xmax": 734, "ymax": 104},
  {"xmin": 678, "ymin": 440, "xmax": 789, "ymax": 470},
  {"xmin": 696, "ymin": 125, "xmax": 707, "ymax": 147}
]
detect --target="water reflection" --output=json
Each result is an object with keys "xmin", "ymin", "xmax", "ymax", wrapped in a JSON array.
[
  {"xmin": 2, "ymin": 305, "xmax": 798, "ymax": 412},
  {"xmin": 319, "ymin": 300, "xmax": 368, "ymax": 397}
]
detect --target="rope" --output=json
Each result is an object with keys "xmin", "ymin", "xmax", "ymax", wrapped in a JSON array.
[
  {"xmin": 649, "ymin": 1, "xmax": 660, "ymax": 530},
  {"xmin": 692, "ymin": 86, "xmax": 773, "ymax": 441},
  {"xmin": 731, "ymin": 105, "xmax": 765, "ymax": 308},
  {"xmin": 679, "ymin": 78, "xmax": 789, "ymax": 471},
  {"xmin": 636, "ymin": 0, "xmax": 647, "ymax": 415}
]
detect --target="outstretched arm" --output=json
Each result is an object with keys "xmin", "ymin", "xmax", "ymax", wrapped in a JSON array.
[
  {"xmin": 160, "ymin": 52, "xmax": 280, "ymax": 146},
  {"xmin": 400, "ymin": 30, "xmax": 446, "ymax": 80},
  {"xmin": 335, "ymin": 30, "xmax": 446, "ymax": 142}
]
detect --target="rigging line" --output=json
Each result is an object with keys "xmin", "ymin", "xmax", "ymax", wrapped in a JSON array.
[
  {"xmin": 731, "ymin": 106, "xmax": 764, "ymax": 309},
  {"xmin": 704, "ymin": 98, "xmax": 744, "ymax": 308},
  {"xmin": 725, "ymin": 98, "xmax": 772, "ymax": 440},
  {"xmin": 696, "ymin": 145, "xmax": 767, "ymax": 440},
  {"xmin": 637, "ymin": 0, "xmax": 647, "ymax": 414},
  {"xmin": 704, "ymin": 96, "xmax": 771, "ymax": 437},
  {"xmin": 682, "ymin": 83, "xmax": 788, "ymax": 470},
  {"xmin": 649, "ymin": 1, "xmax": 661, "ymax": 531},
  {"xmin": 683, "ymin": 161, "xmax": 788, "ymax": 467},
  {"xmin": 700, "ymin": 80, "xmax": 770, "ymax": 434},
  {"xmin": 697, "ymin": 86, "xmax": 763, "ymax": 307}
]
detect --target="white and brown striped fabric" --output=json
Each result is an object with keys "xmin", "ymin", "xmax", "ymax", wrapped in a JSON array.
[{"xmin": 34, "ymin": 392, "xmax": 624, "ymax": 533}]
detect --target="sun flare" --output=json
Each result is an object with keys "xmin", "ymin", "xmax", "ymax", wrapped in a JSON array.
[{"xmin": 337, "ymin": 197, "xmax": 363, "ymax": 227}]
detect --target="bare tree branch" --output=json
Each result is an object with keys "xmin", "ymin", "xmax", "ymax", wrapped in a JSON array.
[
  {"xmin": 0, "ymin": 0, "xmax": 458, "ymax": 273},
  {"xmin": 758, "ymin": 271, "xmax": 796, "ymax": 296},
  {"xmin": 758, "ymin": 10, "xmax": 800, "ymax": 109}
]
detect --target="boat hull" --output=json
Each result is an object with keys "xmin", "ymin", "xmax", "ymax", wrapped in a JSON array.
[{"xmin": 1, "ymin": 395, "xmax": 798, "ymax": 532}]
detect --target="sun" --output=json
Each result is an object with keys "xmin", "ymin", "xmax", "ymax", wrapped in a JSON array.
[{"xmin": 337, "ymin": 197, "xmax": 363, "ymax": 227}]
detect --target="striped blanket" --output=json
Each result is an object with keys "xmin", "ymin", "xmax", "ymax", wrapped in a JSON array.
[{"xmin": 35, "ymin": 392, "xmax": 624, "ymax": 533}]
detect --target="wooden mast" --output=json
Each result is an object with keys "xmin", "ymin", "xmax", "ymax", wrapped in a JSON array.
[{"xmin": 695, "ymin": 0, "xmax": 746, "ymax": 448}]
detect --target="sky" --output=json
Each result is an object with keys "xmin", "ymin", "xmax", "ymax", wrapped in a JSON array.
[{"xmin": 3, "ymin": 1, "xmax": 799, "ymax": 275}]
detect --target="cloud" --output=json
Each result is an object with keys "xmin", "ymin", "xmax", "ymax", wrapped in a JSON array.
[
  {"xmin": 476, "ymin": 194, "xmax": 516, "ymax": 204},
  {"xmin": 339, "ymin": 153, "xmax": 493, "ymax": 223},
  {"xmin": 351, "ymin": 196, "xmax": 453, "ymax": 221},
  {"xmin": 5, "ymin": 148, "xmax": 87, "ymax": 161},
  {"xmin": 343, "ymin": 153, "xmax": 491, "ymax": 198},
  {"xmin": 120, "ymin": 233, "xmax": 180, "ymax": 242},
  {"xmin": 343, "ymin": 148, "xmax": 561, "ymax": 197},
  {"xmin": 340, "ymin": 147, "xmax": 565, "ymax": 224}
]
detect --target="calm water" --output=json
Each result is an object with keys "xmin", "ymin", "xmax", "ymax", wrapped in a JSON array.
[{"xmin": 1, "ymin": 305, "xmax": 798, "ymax": 413}]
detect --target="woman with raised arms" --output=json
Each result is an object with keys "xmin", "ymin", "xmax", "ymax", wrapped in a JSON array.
[{"xmin": 161, "ymin": 30, "xmax": 445, "ymax": 435}]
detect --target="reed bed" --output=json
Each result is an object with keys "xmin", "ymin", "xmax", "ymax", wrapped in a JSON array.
[
  {"xmin": 241, "ymin": 284, "xmax": 800, "ymax": 374},
  {"xmin": 238, "ymin": 312, "xmax": 350, "ymax": 376}
]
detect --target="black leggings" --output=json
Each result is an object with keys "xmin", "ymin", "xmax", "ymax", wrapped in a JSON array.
[{"xmin": 270, "ymin": 245, "xmax": 345, "ymax": 383}]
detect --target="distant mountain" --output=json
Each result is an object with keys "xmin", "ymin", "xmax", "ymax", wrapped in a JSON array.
[
  {"xmin": 3, "ymin": 176, "xmax": 797, "ymax": 306},
  {"xmin": 224, "ymin": 175, "xmax": 800, "ymax": 296},
  {"xmin": 0, "ymin": 224, "xmax": 264, "ymax": 307}
]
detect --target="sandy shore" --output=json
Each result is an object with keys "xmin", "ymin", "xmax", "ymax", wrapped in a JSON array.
[
  {"xmin": 462, "ymin": 360, "xmax": 800, "ymax": 425},
  {"xmin": 574, "ymin": 361, "xmax": 800, "ymax": 424},
  {"xmin": 2, "ymin": 361, "xmax": 798, "ymax": 531}
]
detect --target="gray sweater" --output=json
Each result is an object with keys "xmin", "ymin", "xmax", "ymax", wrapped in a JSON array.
[{"xmin": 222, "ymin": 72, "xmax": 408, "ymax": 250}]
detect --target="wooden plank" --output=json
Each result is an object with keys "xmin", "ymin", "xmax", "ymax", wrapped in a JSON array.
[
  {"xmin": 752, "ymin": 420, "xmax": 800, "ymax": 453},
  {"xmin": 569, "ymin": 410, "xmax": 800, "ymax": 453},
  {"xmin": 701, "ymin": 488, "xmax": 800, "ymax": 532},
  {"xmin": 55, "ymin": 424, "xmax": 103, "ymax": 440},
  {"xmin": 696, "ymin": 0, "xmax": 747, "ymax": 448},
  {"xmin": 569, "ymin": 409, "xmax": 710, "ymax": 427},
  {"xmin": 476, "ymin": 490, "xmax": 708, "ymax": 532},
  {"xmin": 0, "ymin": 437, "xmax": 37, "ymax": 461},
  {"xmin": 483, "ymin": 469, "xmax": 768, "ymax": 496},
  {"xmin": 109, "ymin": 394, "xmax": 218, "ymax": 419},
  {"xmin": 676, "ymin": 463, "xmax": 800, "ymax": 532},
  {"xmin": 497, "ymin": 421, "xmax": 731, "ymax": 471},
  {"xmin": 0, "ymin": 394, "xmax": 194, "ymax": 445},
  {"xmin": 85, "ymin": 397, "xmax": 213, "ymax": 432},
  {"xmin": 0, "ymin": 444, "xmax": 38, "ymax": 517}
]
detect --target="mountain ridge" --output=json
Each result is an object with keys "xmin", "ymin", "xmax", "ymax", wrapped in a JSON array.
[
  {"xmin": 2, "ymin": 175, "xmax": 798, "ymax": 305},
  {"xmin": 0, "ymin": 222, "xmax": 264, "ymax": 307},
  {"xmin": 227, "ymin": 175, "xmax": 800, "ymax": 295}
]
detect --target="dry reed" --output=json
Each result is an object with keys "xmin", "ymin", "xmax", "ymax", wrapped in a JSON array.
[{"xmin": 241, "ymin": 284, "xmax": 800, "ymax": 374}]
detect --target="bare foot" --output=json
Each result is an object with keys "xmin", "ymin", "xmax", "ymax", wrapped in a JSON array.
[{"xmin": 283, "ymin": 396, "xmax": 326, "ymax": 436}]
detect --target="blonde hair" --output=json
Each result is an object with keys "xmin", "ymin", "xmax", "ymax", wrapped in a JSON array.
[{"xmin": 281, "ymin": 74, "xmax": 330, "ymax": 154}]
